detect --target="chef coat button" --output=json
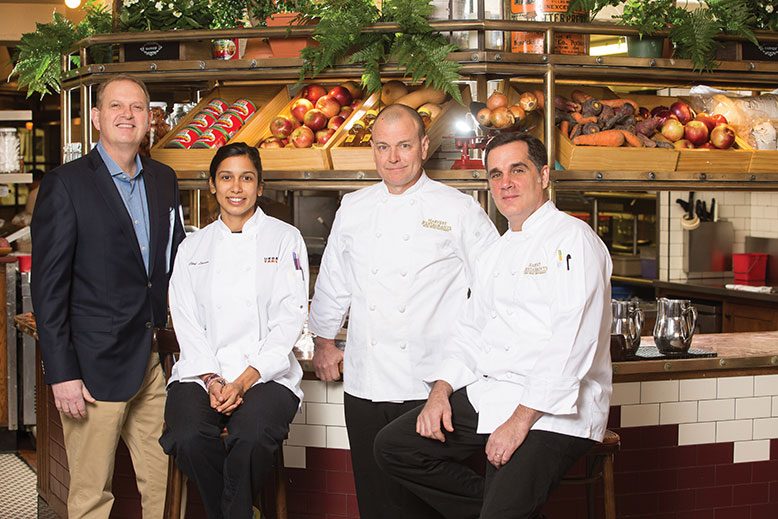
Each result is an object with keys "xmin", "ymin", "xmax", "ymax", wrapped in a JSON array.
[
  {"xmin": 475, "ymin": 231, "xmax": 481, "ymax": 237},
  {"xmin": 400, "ymin": 343, "xmax": 407, "ymax": 350},
  {"xmin": 371, "ymin": 339, "xmax": 377, "ymax": 346},
  {"xmin": 409, "ymin": 199, "xmax": 415, "ymax": 205},
  {"xmin": 369, "ymin": 304, "xmax": 376, "ymax": 311},
  {"xmin": 506, "ymin": 309, "xmax": 513, "ymax": 315},
  {"xmin": 147, "ymin": 282, "xmax": 152, "ymax": 288},
  {"xmin": 493, "ymin": 272, "xmax": 499, "ymax": 278},
  {"xmin": 400, "ymin": 271, "xmax": 407, "ymax": 277},
  {"xmin": 245, "ymin": 265, "xmax": 250, "ymax": 272},
  {"xmin": 372, "ymin": 268, "xmax": 378, "ymax": 275},
  {"xmin": 145, "ymin": 321, "xmax": 152, "ymax": 329},
  {"xmin": 504, "ymin": 345, "xmax": 510, "ymax": 351},
  {"xmin": 511, "ymin": 271, "xmax": 517, "ymax": 276},
  {"xmin": 375, "ymin": 232, "xmax": 382, "ymax": 238},
  {"xmin": 216, "ymin": 304, "xmax": 222, "ymax": 310},
  {"xmin": 246, "ymin": 301, "xmax": 252, "ymax": 307},
  {"xmin": 506, "ymin": 373, "xmax": 513, "ymax": 379},
  {"xmin": 490, "ymin": 311, "xmax": 497, "ymax": 319},
  {"xmin": 398, "ymin": 306, "xmax": 406, "ymax": 313},
  {"xmin": 402, "ymin": 234, "xmax": 409, "ymax": 241}
]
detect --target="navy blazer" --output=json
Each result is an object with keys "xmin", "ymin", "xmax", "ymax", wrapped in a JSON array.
[{"xmin": 31, "ymin": 147, "xmax": 186, "ymax": 401}]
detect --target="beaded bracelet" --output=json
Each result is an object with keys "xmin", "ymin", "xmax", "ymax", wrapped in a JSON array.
[{"xmin": 203, "ymin": 373, "xmax": 226, "ymax": 391}]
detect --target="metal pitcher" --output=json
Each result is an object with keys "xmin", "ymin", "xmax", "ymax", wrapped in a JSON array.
[
  {"xmin": 611, "ymin": 300, "xmax": 644, "ymax": 359},
  {"xmin": 653, "ymin": 298, "xmax": 698, "ymax": 355}
]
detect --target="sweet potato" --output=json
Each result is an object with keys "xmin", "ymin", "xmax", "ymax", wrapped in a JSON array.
[
  {"xmin": 635, "ymin": 116, "xmax": 662, "ymax": 137},
  {"xmin": 395, "ymin": 87, "xmax": 447, "ymax": 109},
  {"xmin": 637, "ymin": 133, "xmax": 657, "ymax": 148},
  {"xmin": 572, "ymin": 129, "xmax": 626, "ymax": 147},
  {"xmin": 600, "ymin": 98, "xmax": 640, "ymax": 114},
  {"xmin": 570, "ymin": 90, "xmax": 592, "ymax": 104}
]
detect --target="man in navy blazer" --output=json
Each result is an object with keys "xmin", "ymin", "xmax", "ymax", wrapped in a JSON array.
[{"xmin": 31, "ymin": 75, "xmax": 185, "ymax": 518}]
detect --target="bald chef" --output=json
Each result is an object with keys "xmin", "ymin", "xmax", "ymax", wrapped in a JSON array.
[{"xmin": 309, "ymin": 104, "xmax": 498, "ymax": 519}]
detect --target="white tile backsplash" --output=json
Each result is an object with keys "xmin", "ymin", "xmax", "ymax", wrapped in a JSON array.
[
  {"xmin": 680, "ymin": 379, "xmax": 717, "ymax": 401},
  {"xmin": 753, "ymin": 417, "xmax": 778, "ymax": 440},
  {"xmin": 716, "ymin": 420, "xmax": 753, "ymax": 442},
  {"xmin": 717, "ymin": 377, "xmax": 754, "ymax": 399},
  {"xmin": 287, "ymin": 424, "xmax": 326, "ymax": 448},
  {"xmin": 754, "ymin": 375, "xmax": 778, "ymax": 397},
  {"xmin": 282, "ymin": 445, "xmax": 306, "ymax": 469},
  {"xmin": 292, "ymin": 404, "xmax": 306, "ymax": 424},
  {"xmin": 306, "ymin": 403, "xmax": 346, "ymax": 426},
  {"xmin": 611, "ymin": 382, "xmax": 641, "ymax": 406},
  {"xmin": 326, "ymin": 426, "xmax": 350, "ymax": 449},
  {"xmin": 327, "ymin": 382, "xmax": 344, "ymax": 404},
  {"xmin": 678, "ymin": 422, "xmax": 716, "ymax": 446},
  {"xmin": 733, "ymin": 440, "xmax": 770, "ymax": 463},
  {"xmin": 621, "ymin": 404, "xmax": 660, "ymax": 427},
  {"xmin": 698, "ymin": 399, "xmax": 735, "ymax": 422},
  {"xmin": 301, "ymin": 380, "xmax": 327, "ymax": 403},
  {"xmin": 641, "ymin": 380, "xmax": 679, "ymax": 404},
  {"xmin": 735, "ymin": 397, "xmax": 773, "ymax": 420},
  {"xmin": 774, "ymin": 396, "xmax": 778, "ymax": 416},
  {"xmin": 660, "ymin": 401, "xmax": 698, "ymax": 424}
]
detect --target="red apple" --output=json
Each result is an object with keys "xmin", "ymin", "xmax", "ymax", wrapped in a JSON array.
[
  {"xmin": 290, "ymin": 126, "xmax": 315, "ymax": 148},
  {"xmin": 301, "ymin": 84, "xmax": 327, "ymax": 104},
  {"xmin": 260, "ymin": 137, "xmax": 284, "ymax": 149},
  {"xmin": 339, "ymin": 105, "xmax": 354, "ymax": 118},
  {"xmin": 674, "ymin": 139, "xmax": 695, "ymax": 149},
  {"xmin": 710, "ymin": 113, "xmax": 728, "ymax": 126},
  {"xmin": 695, "ymin": 112, "xmax": 717, "ymax": 132},
  {"xmin": 328, "ymin": 85, "xmax": 353, "ymax": 107},
  {"xmin": 350, "ymin": 99, "xmax": 362, "ymax": 109},
  {"xmin": 315, "ymin": 128, "xmax": 336, "ymax": 145},
  {"xmin": 710, "ymin": 123, "xmax": 736, "ymax": 149},
  {"xmin": 340, "ymin": 81, "xmax": 363, "ymax": 100},
  {"xmin": 684, "ymin": 120, "xmax": 710, "ymax": 147},
  {"xmin": 290, "ymin": 98, "xmax": 314, "ymax": 123},
  {"xmin": 698, "ymin": 142, "xmax": 716, "ymax": 149},
  {"xmin": 327, "ymin": 115, "xmax": 346, "ymax": 130},
  {"xmin": 303, "ymin": 108, "xmax": 328, "ymax": 131},
  {"xmin": 670, "ymin": 101, "xmax": 695, "ymax": 125},
  {"xmin": 661, "ymin": 118, "xmax": 685, "ymax": 142},
  {"xmin": 316, "ymin": 95, "xmax": 341, "ymax": 118},
  {"xmin": 270, "ymin": 116, "xmax": 295, "ymax": 139}
]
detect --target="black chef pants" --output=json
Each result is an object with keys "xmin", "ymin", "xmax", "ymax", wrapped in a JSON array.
[
  {"xmin": 374, "ymin": 388, "xmax": 594, "ymax": 519},
  {"xmin": 160, "ymin": 381, "xmax": 299, "ymax": 519},
  {"xmin": 344, "ymin": 392, "xmax": 444, "ymax": 519}
]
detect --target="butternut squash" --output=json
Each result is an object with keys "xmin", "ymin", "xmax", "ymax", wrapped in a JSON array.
[
  {"xmin": 381, "ymin": 80, "xmax": 409, "ymax": 105},
  {"xmin": 417, "ymin": 103, "xmax": 442, "ymax": 120},
  {"xmin": 394, "ymin": 88, "xmax": 447, "ymax": 109}
]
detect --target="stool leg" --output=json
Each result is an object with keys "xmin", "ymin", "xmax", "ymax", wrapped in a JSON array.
[
  {"xmin": 603, "ymin": 453, "xmax": 616, "ymax": 519},
  {"xmin": 164, "ymin": 457, "xmax": 186, "ymax": 519},
  {"xmin": 585, "ymin": 456, "xmax": 597, "ymax": 519}
]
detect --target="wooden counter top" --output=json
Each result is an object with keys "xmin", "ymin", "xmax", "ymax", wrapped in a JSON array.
[
  {"xmin": 16, "ymin": 313, "xmax": 778, "ymax": 383},
  {"xmin": 654, "ymin": 279, "xmax": 778, "ymax": 305}
]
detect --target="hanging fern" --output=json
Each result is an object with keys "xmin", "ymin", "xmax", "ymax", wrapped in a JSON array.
[
  {"xmin": 670, "ymin": 7, "xmax": 721, "ymax": 72},
  {"xmin": 299, "ymin": 0, "xmax": 462, "ymax": 103}
]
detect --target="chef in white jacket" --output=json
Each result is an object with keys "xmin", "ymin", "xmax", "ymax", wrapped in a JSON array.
[
  {"xmin": 160, "ymin": 143, "xmax": 306, "ymax": 519},
  {"xmin": 309, "ymin": 104, "xmax": 498, "ymax": 519},
  {"xmin": 375, "ymin": 132, "xmax": 613, "ymax": 519}
]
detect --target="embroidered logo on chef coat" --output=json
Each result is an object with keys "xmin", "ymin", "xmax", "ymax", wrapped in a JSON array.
[
  {"xmin": 421, "ymin": 218, "xmax": 452, "ymax": 232},
  {"xmin": 524, "ymin": 262, "xmax": 548, "ymax": 275},
  {"xmin": 188, "ymin": 260, "xmax": 209, "ymax": 266},
  {"xmin": 264, "ymin": 256, "xmax": 279, "ymax": 264}
]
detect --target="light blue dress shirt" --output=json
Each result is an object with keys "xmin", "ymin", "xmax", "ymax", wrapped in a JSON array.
[{"xmin": 96, "ymin": 142, "xmax": 151, "ymax": 273}]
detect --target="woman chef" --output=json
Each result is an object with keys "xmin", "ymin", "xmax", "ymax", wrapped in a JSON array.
[{"xmin": 160, "ymin": 142, "xmax": 307, "ymax": 519}]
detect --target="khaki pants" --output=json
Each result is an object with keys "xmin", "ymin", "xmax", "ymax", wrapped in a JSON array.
[{"xmin": 61, "ymin": 354, "xmax": 168, "ymax": 519}]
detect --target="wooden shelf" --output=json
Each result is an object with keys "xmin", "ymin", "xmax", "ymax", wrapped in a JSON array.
[{"xmin": 0, "ymin": 174, "xmax": 32, "ymax": 184}]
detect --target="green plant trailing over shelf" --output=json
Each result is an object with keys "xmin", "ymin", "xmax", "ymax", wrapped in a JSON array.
[
  {"xmin": 119, "ymin": 0, "xmax": 213, "ymax": 31},
  {"xmin": 617, "ymin": 0, "xmax": 674, "ymax": 39},
  {"xmin": 8, "ymin": 0, "xmax": 112, "ymax": 99},
  {"xmin": 210, "ymin": 0, "xmax": 249, "ymax": 29},
  {"xmin": 298, "ymin": 0, "xmax": 462, "ymax": 103},
  {"xmin": 246, "ymin": 0, "xmax": 315, "ymax": 26}
]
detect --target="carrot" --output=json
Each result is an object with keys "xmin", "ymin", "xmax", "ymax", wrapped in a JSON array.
[
  {"xmin": 570, "ymin": 112, "xmax": 598, "ymax": 125},
  {"xmin": 572, "ymin": 129, "xmax": 626, "ymax": 147},
  {"xmin": 600, "ymin": 98, "xmax": 640, "ymax": 113},
  {"xmin": 570, "ymin": 90, "xmax": 592, "ymax": 104},
  {"xmin": 619, "ymin": 130, "xmax": 643, "ymax": 147},
  {"xmin": 559, "ymin": 119, "xmax": 570, "ymax": 138}
]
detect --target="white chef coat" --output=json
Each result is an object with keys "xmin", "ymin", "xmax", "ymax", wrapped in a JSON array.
[
  {"xmin": 431, "ymin": 201, "xmax": 613, "ymax": 441},
  {"xmin": 309, "ymin": 172, "xmax": 499, "ymax": 402},
  {"xmin": 168, "ymin": 208, "xmax": 306, "ymax": 402}
]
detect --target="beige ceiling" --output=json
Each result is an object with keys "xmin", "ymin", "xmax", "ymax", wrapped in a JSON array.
[{"xmin": 0, "ymin": 1, "xmax": 110, "ymax": 42}]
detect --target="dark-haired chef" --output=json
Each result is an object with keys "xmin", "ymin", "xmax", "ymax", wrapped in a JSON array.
[
  {"xmin": 309, "ymin": 104, "xmax": 499, "ymax": 519},
  {"xmin": 375, "ymin": 132, "xmax": 613, "ymax": 519}
]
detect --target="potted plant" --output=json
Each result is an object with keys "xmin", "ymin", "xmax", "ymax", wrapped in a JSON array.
[
  {"xmin": 245, "ymin": 0, "xmax": 316, "ymax": 58},
  {"xmin": 298, "ymin": 0, "xmax": 462, "ymax": 102},
  {"xmin": 617, "ymin": 0, "xmax": 674, "ymax": 58},
  {"xmin": 8, "ymin": 0, "xmax": 112, "ymax": 99}
]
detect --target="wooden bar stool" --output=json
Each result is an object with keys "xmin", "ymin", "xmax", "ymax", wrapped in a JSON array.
[
  {"xmin": 155, "ymin": 328, "xmax": 289, "ymax": 519},
  {"xmin": 560, "ymin": 429, "xmax": 620, "ymax": 519}
]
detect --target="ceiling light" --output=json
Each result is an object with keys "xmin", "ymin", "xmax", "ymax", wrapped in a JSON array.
[{"xmin": 65, "ymin": 0, "xmax": 82, "ymax": 8}]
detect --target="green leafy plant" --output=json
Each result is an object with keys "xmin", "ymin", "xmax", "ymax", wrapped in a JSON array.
[
  {"xmin": 119, "ymin": 0, "xmax": 213, "ymax": 31},
  {"xmin": 210, "ymin": 0, "xmax": 249, "ymax": 29},
  {"xmin": 566, "ymin": 0, "xmax": 621, "ymax": 22},
  {"xmin": 617, "ymin": 0, "xmax": 674, "ymax": 38},
  {"xmin": 746, "ymin": 0, "xmax": 778, "ymax": 31},
  {"xmin": 8, "ymin": 0, "xmax": 112, "ymax": 99},
  {"xmin": 246, "ymin": 0, "xmax": 315, "ymax": 26},
  {"xmin": 671, "ymin": 0, "xmax": 759, "ymax": 71},
  {"xmin": 299, "ymin": 0, "xmax": 462, "ymax": 103}
]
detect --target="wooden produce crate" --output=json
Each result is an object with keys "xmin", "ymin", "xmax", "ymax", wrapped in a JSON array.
[
  {"xmin": 539, "ymin": 88, "xmax": 679, "ymax": 172},
  {"xmin": 329, "ymin": 84, "xmax": 471, "ymax": 170},
  {"xmin": 151, "ymin": 84, "xmax": 288, "ymax": 173},
  {"xmin": 748, "ymin": 150, "xmax": 778, "ymax": 173},
  {"xmin": 256, "ymin": 84, "xmax": 375, "ymax": 171},
  {"xmin": 629, "ymin": 94, "xmax": 753, "ymax": 173}
]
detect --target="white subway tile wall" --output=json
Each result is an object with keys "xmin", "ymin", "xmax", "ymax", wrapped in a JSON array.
[
  {"xmin": 733, "ymin": 440, "xmax": 771, "ymax": 464},
  {"xmin": 288, "ymin": 424, "xmax": 326, "ymax": 448},
  {"xmin": 641, "ymin": 380, "xmax": 679, "ymax": 403},
  {"xmin": 327, "ymin": 382, "xmax": 344, "ymax": 404},
  {"xmin": 621, "ymin": 404, "xmax": 660, "ymax": 427},
  {"xmin": 680, "ymin": 379, "xmax": 717, "ymax": 401},
  {"xmin": 773, "ymin": 396, "xmax": 778, "ymax": 416},
  {"xmin": 678, "ymin": 422, "xmax": 716, "ymax": 446},
  {"xmin": 306, "ymin": 403, "xmax": 347, "ymax": 427},
  {"xmin": 611, "ymin": 382, "xmax": 641, "ymax": 406},
  {"xmin": 753, "ymin": 417, "xmax": 778, "ymax": 440},
  {"xmin": 698, "ymin": 399, "xmax": 735, "ymax": 422},
  {"xmin": 734, "ymin": 397, "xmax": 773, "ymax": 420},
  {"xmin": 754, "ymin": 374, "xmax": 778, "ymax": 396},
  {"xmin": 300, "ymin": 380, "xmax": 327, "ymax": 403},
  {"xmin": 717, "ymin": 376, "xmax": 754, "ymax": 399},
  {"xmin": 282, "ymin": 445, "xmax": 306, "ymax": 469},
  {"xmin": 660, "ymin": 401, "xmax": 698, "ymax": 425},
  {"xmin": 326, "ymin": 426, "xmax": 350, "ymax": 449},
  {"xmin": 716, "ymin": 420, "xmax": 753, "ymax": 443}
]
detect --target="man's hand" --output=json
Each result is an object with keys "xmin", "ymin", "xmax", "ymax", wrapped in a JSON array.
[
  {"xmin": 416, "ymin": 381, "xmax": 454, "ymax": 442},
  {"xmin": 52, "ymin": 379, "xmax": 96, "ymax": 420},
  {"xmin": 313, "ymin": 337, "xmax": 343, "ymax": 382},
  {"xmin": 485, "ymin": 405, "xmax": 542, "ymax": 468},
  {"xmin": 216, "ymin": 382, "xmax": 244, "ymax": 416}
]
